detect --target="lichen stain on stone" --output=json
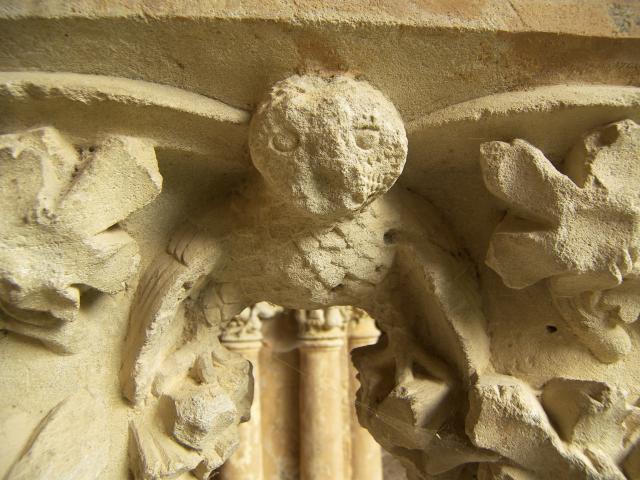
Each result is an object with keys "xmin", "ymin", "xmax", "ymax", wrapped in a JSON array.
[{"xmin": 608, "ymin": 3, "xmax": 639, "ymax": 33}]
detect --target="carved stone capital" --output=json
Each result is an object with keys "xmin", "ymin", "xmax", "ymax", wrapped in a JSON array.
[
  {"xmin": 220, "ymin": 302, "xmax": 283, "ymax": 345},
  {"xmin": 296, "ymin": 307, "xmax": 348, "ymax": 346},
  {"xmin": 343, "ymin": 306, "xmax": 380, "ymax": 344},
  {"xmin": 2, "ymin": 6, "xmax": 640, "ymax": 480}
]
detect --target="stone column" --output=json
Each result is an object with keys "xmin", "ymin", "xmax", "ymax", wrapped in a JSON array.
[
  {"xmin": 345, "ymin": 308, "xmax": 383, "ymax": 480},
  {"xmin": 220, "ymin": 303, "xmax": 281, "ymax": 480},
  {"xmin": 296, "ymin": 307, "xmax": 347, "ymax": 480}
]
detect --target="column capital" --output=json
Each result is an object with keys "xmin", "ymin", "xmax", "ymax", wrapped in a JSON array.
[
  {"xmin": 343, "ymin": 307, "xmax": 380, "ymax": 343},
  {"xmin": 221, "ymin": 302, "xmax": 282, "ymax": 346},
  {"xmin": 295, "ymin": 307, "xmax": 347, "ymax": 347}
]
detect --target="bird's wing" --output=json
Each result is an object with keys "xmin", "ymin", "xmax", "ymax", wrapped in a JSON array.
[{"xmin": 120, "ymin": 221, "xmax": 218, "ymax": 404}]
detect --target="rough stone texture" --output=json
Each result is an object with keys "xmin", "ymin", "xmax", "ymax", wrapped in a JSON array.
[
  {"xmin": 0, "ymin": 127, "xmax": 161, "ymax": 353},
  {"xmin": 250, "ymin": 75, "xmax": 407, "ymax": 220},
  {"xmin": 481, "ymin": 120, "xmax": 640, "ymax": 363},
  {"xmin": 0, "ymin": 3, "xmax": 639, "ymax": 480}
]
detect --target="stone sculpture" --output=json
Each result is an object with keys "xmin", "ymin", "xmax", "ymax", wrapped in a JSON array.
[
  {"xmin": 221, "ymin": 301, "xmax": 283, "ymax": 343},
  {"xmin": 462, "ymin": 119, "xmax": 640, "ymax": 480},
  {"xmin": 1, "ymin": 4, "xmax": 639, "ymax": 480},
  {"xmin": 295, "ymin": 306, "xmax": 347, "ymax": 340},
  {"xmin": 0, "ymin": 72, "xmax": 253, "ymax": 480},
  {"xmin": 120, "ymin": 73, "xmax": 488, "ymax": 478},
  {"xmin": 0, "ymin": 127, "xmax": 161, "ymax": 353},
  {"xmin": 480, "ymin": 120, "xmax": 640, "ymax": 363}
]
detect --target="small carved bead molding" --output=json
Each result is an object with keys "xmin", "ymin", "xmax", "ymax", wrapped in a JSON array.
[
  {"xmin": 480, "ymin": 120, "xmax": 640, "ymax": 363},
  {"xmin": 0, "ymin": 127, "xmax": 161, "ymax": 353},
  {"xmin": 2, "ymin": 5, "xmax": 640, "ymax": 480}
]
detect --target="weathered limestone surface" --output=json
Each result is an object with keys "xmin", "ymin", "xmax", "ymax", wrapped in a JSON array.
[
  {"xmin": 0, "ymin": 127, "xmax": 161, "ymax": 353},
  {"xmin": 0, "ymin": 2, "xmax": 639, "ymax": 480}
]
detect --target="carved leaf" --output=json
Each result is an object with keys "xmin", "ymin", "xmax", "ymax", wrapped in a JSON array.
[
  {"xmin": 0, "ymin": 127, "xmax": 161, "ymax": 353},
  {"xmin": 480, "ymin": 119, "xmax": 640, "ymax": 362},
  {"xmin": 467, "ymin": 374, "xmax": 626, "ymax": 480}
]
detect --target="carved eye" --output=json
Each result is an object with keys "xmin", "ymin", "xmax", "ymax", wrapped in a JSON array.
[
  {"xmin": 271, "ymin": 130, "xmax": 299, "ymax": 152},
  {"xmin": 355, "ymin": 129, "xmax": 380, "ymax": 150}
]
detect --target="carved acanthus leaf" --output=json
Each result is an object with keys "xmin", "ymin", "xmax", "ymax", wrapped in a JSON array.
[
  {"xmin": 467, "ymin": 374, "xmax": 635, "ymax": 480},
  {"xmin": 128, "ymin": 326, "xmax": 252, "ymax": 480},
  {"xmin": 342, "ymin": 306, "xmax": 380, "ymax": 339}
]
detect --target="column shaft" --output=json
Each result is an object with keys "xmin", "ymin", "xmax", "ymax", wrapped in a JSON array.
[
  {"xmin": 220, "ymin": 341, "xmax": 264, "ymax": 480},
  {"xmin": 299, "ymin": 341, "xmax": 345, "ymax": 480},
  {"xmin": 349, "ymin": 336, "xmax": 383, "ymax": 480}
]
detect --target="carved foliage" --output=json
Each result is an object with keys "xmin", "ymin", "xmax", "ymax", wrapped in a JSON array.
[
  {"xmin": 128, "ymin": 327, "xmax": 253, "ymax": 480},
  {"xmin": 221, "ymin": 301, "xmax": 283, "ymax": 342},
  {"xmin": 467, "ymin": 374, "xmax": 637, "ymax": 480},
  {"xmin": 480, "ymin": 119, "xmax": 640, "ymax": 362},
  {"xmin": 0, "ymin": 126, "xmax": 162, "ymax": 353}
]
